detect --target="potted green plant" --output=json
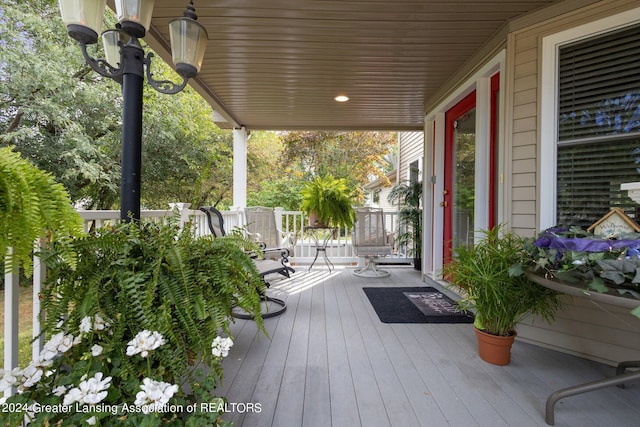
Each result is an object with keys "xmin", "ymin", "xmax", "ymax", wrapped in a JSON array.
[
  {"xmin": 527, "ymin": 225, "xmax": 640, "ymax": 319},
  {"xmin": 2, "ymin": 221, "xmax": 266, "ymax": 425},
  {"xmin": 300, "ymin": 174, "xmax": 355, "ymax": 229},
  {"xmin": 388, "ymin": 180, "xmax": 422, "ymax": 270},
  {"xmin": 441, "ymin": 225, "xmax": 563, "ymax": 365}
]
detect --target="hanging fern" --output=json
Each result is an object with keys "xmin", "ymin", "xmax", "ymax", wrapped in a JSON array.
[
  {"xmin": 0, "ymin": 146, "xmax": 83, "ymax": 273},
  {"xmin": 39, "ymin": 221, "xmax": 267, "ymax": 385}
]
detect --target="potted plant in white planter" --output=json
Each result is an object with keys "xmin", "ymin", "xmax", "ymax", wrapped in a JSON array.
[{"xmin": 441, "ymin": 225, "xmax": 563, "ymax": 365}]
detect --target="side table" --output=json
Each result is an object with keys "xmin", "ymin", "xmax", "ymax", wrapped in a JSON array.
[{"xmin": 304, "ymin": 226, "xmax": 337, "ymax": 272}]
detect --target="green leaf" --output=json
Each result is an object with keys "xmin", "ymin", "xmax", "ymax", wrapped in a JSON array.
[
  {"xmin": 195, "ymin": 295, "xmax": 208, "ymax": 320},
  {"xmin": 588, "ymin": 277, "xmax": 610, "ymax": 293},
  {"xmin": 508, "ymin": 263, "xmax": 524, "ymax": 277}
]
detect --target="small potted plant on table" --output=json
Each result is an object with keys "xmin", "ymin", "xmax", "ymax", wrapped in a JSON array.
[{"xmin": 300, "ymin": 174, "xmax": 355, "ymax": 229}]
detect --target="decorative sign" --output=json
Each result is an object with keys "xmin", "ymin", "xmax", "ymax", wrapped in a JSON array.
[{"xmin": 587, "ymin": 208, "xmax": 640, "ymax": 238}]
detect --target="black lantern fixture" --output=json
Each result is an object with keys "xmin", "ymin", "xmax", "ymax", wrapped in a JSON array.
[{"xmin": 58, "ymin": 0, "xmax": 208, "ymax": 221}]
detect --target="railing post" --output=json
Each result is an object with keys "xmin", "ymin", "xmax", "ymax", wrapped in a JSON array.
[
  {"xmin": 274, "ymin": 207, "xmax": 284, "ymax": 232},
  {"xmin": 169, "ymin": 203, "xmax": 192, "ymax": 233},
  {"xmin": 4, "ymin": 249, "xmax": 19, "ymax": 395},
  {"xmin": 32, "ymin": 241, "xmax": 46, "ymax": 361}
]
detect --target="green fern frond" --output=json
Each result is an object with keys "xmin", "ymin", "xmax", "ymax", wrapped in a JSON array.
[{"xmin": 1, "ymin": 146, "xmax": 83, "ymax": 274}]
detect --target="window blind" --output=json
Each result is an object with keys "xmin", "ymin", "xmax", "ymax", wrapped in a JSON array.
[
  {"xmin": 558, "ymin": 24, "xmax": 640, "ymax": 142},
  {"xmin": 556, "ymin": 23, "xmax": 640, "ymax": 227},
  {"xmin": 557, "ymin": 138, "xmax": 640, "ymax": 227}
]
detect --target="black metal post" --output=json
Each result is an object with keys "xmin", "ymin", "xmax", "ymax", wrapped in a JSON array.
[{"xmin": 119, "ymin": 39, "xmax": 145, "ymax": 222}]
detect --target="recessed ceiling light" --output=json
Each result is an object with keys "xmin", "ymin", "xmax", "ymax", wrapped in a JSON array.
[{"xmin": 334, "ymin": 95, "xmax": 349, "ymax": 102}]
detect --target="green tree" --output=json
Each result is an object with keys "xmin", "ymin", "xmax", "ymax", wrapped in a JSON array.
[
  {"xmin": 139, "ymin": 64, "xmax": 233, "ymax": 209},
  {"xmin": 280, "ymin": 131, "xmax": 394, "ymax": 201},
  {"xmin": 0, "ymin": 0, "xmax": 122, "ymax": 209}
]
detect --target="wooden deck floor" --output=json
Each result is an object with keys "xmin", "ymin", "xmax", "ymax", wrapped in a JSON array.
[{"xmin": 218, "ymin": 266, "xmax": 640, "ymax": 427}]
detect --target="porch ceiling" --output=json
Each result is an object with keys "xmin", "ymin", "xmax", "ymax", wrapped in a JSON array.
[{"xmin": 144, "ymin": 0, "xmax": 558, "ymax": 131}]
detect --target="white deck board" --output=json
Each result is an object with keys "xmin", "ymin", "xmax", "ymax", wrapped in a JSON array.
[{"xmin": 219, "ymin": 266, "xmax": 640, "ymax": 427}]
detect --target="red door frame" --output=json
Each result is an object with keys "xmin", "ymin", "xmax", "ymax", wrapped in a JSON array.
[
  {"xmin": 443, "ymin": 91, "xmax": 476, "ymax": 262},
  {"xmin": 489, "ymin": 73, "xmax": 500, "ymax": 230}
]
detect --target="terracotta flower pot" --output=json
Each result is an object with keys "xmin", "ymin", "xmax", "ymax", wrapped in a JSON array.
[
  {"xmin": 308, "ymin": 211, "xmax": 329, "ymax": 228},
  {"xmin": 474, "ymin": 326, "xmax": 517, "ymax": 366}
]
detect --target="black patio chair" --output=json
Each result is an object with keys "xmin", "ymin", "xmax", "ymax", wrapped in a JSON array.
[{"xmin": 199, "ymin": 206, "xmax": 294, "ymax": 318}]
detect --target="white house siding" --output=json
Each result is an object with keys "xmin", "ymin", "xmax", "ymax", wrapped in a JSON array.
[
  {"xmin": 507, "ymin": 0, "xmax": 640, "ymax": 364},
  {"xmin": 368, "ymin": 179, "xmax": 395, "ymax": 211},
  {"xmin": 398, "ymin": 131, "xmax": 424, "ymax": 184}
]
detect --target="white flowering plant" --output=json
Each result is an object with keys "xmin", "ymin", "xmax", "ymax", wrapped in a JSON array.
[{"xmin": 1, "ymin": 222, "xmax": 266, "ymax": 426}]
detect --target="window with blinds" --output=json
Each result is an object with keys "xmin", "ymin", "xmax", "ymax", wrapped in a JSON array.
[{"xmin": 556, "ymin": 23, "xmax": 640, "ymax": 227}]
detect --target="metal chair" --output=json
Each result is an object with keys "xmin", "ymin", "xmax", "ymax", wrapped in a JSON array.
[
  {"xmin": 244, "ymin": 206, "xmax": 296, "ymax": 258},
  {"xmin": 352, "ymin": 207, "xmax": 392, "ymax": 278},
  {"xmin": 199, "ymin": 206, "xmax": 293, "ymax": 318}
]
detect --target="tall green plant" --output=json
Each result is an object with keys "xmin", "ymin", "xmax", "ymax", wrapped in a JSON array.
[
  {"xmin": 442, "ymin": 225, "xmax": 562, "ymax": 336},
  {"xmin": 388, "ymin": 180, "xmax": 422, "ymax": 258},
  {"xmin": 0, "ymin": 146, "xmax": 83, "ymax": 273}
]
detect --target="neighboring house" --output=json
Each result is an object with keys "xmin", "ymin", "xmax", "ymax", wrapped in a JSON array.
[
  {"xmin": 422, "ymin": 0, "xmax": 640, "ymax": 364},
  {"xmin": 364, "ymin": 171, "xmax": 396, "ymax": 211},
  {"xmin": 366, "ymin": 131, "xmax": 424, "ymax": 210}
]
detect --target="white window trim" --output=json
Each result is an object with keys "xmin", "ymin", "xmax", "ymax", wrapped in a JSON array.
[
  {"xmin": 424, "ymin": 50, "xmax": 505, "ymax": 275},
  {"xmin": 539, "ymin": 8, "xmax": 640, "ymax": 231}
]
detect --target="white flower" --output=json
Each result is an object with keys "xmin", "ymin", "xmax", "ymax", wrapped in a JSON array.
[
  {"xmin": 211, "ymin": 336, "xmax": 233, "ymax": 358},
  {"xmin": 39, "ymin": 332, "xmax": 80, "ymax": 363},
  {"xmin": 134, "ymin": 378, "xmax": 179, "ymax": 413},
  {"xmin": 86, "ymin": 416, "xmax": 97, "ymax": 425},
  {"xmin": 63, "ymin": 372, "xmax": 111, "ymax": 406},
  {"xmin": 0, "ymin": 368, "xmax": 22, "ymax": 392},
  {"xmin": 20, "ymin": 364, "xmax": 43, "ymax": 389},
  {"xmin": 23, "ymin": 409, "xmax": 35, "ymax": 426},
  {"xmin": 63, "ymin": 388, "xmax": 83, "ymax": 406},
  {"xmin": 126, "ymin": 330, "xmax": 165, "ymax": 358},
  {"xmin": 79, "ymin": 316, "xmax": 92, "ymax": 334},
  {"xmin": 93, "ymin": 314, "xmax": 109, "ymax": 332},
  {"xmin": 52, "ymin": 385, "xmax": 67, "ymax": 396},
  {"xmin": 91, "ymin": 344, "xmax": 103, "ymax": 357}
]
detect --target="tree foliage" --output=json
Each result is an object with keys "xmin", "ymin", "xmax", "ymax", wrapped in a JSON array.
[
  {"xmin": 0, "ymin": 1, "xmax": 236, "ymax": 210},
  {"xmin": 279, "ymin": 131, "xmax": 394, "ymax": 201},
  {"xmin": 0, "ymin": 0, "xmax": 122, "ymax": 209}
]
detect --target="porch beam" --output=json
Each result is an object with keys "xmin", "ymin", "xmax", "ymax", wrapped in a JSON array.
[{"xmin": 233, "ymin": 127, "xmax": 248, "ymax": 209}]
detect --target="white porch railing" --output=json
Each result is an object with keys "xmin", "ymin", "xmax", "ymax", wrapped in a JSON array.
[{"xmin": 3, "ymin": 204, "xmax": 408, "ymax": 375}]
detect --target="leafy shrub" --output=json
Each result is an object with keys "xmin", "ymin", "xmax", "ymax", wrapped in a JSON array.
[{"xmin": 1, "ymin": 221, "xmax": 266, "ymax": 425}]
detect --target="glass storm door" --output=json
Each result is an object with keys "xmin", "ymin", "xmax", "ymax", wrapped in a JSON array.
[{"xmin": 444, "ymin": 91, "xmax": 476, "ymax": 262}]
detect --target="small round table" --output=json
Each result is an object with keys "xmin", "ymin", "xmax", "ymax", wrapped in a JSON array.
[{"xmin": 304, "ymin": 226, "xmax": 337, "ymax": 272}]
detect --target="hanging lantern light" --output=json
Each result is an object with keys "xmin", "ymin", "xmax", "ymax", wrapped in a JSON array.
[
  {"xmin": 114, "ymin": 0, "xmax": 156, "ymax": 39},
  {"xmin": 58, "ymin": 0, "xmax": 108, "ymax": 44},
  {"xmin": 169, "ymin": 1, "xmax": 208, "ymax": 79},
  {"xmin": 101, "ymin": 29, "xmax": 131, "ymax": 69}
]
